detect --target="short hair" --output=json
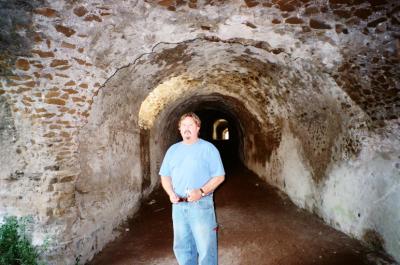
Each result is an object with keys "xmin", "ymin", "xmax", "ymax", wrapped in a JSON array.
[{"xmin": 178, "ymin": 112, "xmax": 201, "ymax": 128}]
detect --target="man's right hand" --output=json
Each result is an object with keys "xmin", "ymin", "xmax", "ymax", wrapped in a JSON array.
[{"xmin": 169, "ymin": 193, "xmax": 180, "ymax": 203}]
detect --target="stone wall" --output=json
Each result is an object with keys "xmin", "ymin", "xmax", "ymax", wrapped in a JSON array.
[{"xmin": 0, "ymin": 0, "xmax": 399, "ymax": 264}]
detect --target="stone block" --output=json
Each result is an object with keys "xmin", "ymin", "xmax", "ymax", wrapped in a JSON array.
[
  {"xmin": 32, "ymin": 50, "xmax": 55, "ymax": 58},
  {"xmin": 55, "ymin": 24, "xmax": 76, "ymax": 37},
  {"xmin": 50, "ymin": 59, "xmax": 69, "ymax": 67},
  {"xmin": 73, "ymin": 6, "xmax": 88, "ymax": 17},
  {"xmin": 45, "ymin": 98, "xmax": 66, "ymax": 106},
  {"xmin": 34, "ymin": 7, "xmax": 58, "ymax": 17},
  {"xmin": 16, "ymin": 59, "xmax": 30, "ymax": 71}
]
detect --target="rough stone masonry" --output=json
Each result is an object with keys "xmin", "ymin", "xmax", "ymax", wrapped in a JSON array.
[{"xmin": 0, "ymin": 0, "xmax": 399, "ymax": 264}]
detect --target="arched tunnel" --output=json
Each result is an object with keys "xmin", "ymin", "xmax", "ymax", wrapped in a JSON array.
[
  {"xmin": 74, "ymin": 39, "xmax": 398, "ymax": 264},
  {"xmin": 0, "ymin": 1, "xmax": 399, "ymax": 264}
]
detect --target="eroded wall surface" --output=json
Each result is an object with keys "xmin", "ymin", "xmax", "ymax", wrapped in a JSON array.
[{"xmin": 0, "ymin": 0, "xmax": 399, "ymax": 263}]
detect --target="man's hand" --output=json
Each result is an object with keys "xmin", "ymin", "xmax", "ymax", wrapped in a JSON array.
[
  {"xmin": 169, "ymin": 193, "xmax": 180, "ymax": 204},
  {"xmin": 187, "ymin": 189, "xmax": 202, "ymax": 202},
  {"xmin": 161, "ymin": 176, "xmax": 180, "ymax": 203}
]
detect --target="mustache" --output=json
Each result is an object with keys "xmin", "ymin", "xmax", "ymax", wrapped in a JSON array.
[{"xmin": 184, "ymin": 130, "xmax": 191, "ymax": 134}]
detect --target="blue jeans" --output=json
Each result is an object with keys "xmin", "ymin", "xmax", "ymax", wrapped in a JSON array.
[{"xmin": 172, "ymin": 195, "xmax": 218, "ymax": 265}]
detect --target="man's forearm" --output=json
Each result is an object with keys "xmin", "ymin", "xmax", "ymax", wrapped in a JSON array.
[
  {"xmin": 161, "ymin": 176, "xmax": 174, "ymax": 196},
  {"xmin": 161, "ymin": 176, "xmax": 180, "ymax": 203},
  {"xmin": 201, "ymin": 175, "xmax": 225, "ymax": 195}
]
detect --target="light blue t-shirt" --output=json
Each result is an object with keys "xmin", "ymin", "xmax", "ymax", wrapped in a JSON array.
[{"xmin": 159, "ymin": 139, "xmax": 225, "ymax": 197}]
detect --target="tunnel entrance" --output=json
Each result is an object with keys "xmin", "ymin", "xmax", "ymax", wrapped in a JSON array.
[
  {"xmin": 212, "ymin": 118, "xmax": 230, "ymax": 141},
  {"xmin": 197, "ymin": 108, "xmax": 240, "ymax": 166}
]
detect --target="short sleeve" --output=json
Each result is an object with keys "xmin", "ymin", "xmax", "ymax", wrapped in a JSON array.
[
  {"xmin": 207, "ymin": 144, "xmax": 225, "ymax": 177},
  {"xmin": 159, "ymin": 148, "xmax": 172, "ymax": 177}
]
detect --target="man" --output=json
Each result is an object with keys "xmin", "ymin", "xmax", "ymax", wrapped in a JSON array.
[{"xmin": 159, "ymin": 112, "xmax": 225, "ymax": 265}]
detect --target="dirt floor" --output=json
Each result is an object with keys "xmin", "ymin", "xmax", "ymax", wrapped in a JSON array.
[{"xmin": 87, "ymin": 162, "xmax": 394, "ymax": 265}]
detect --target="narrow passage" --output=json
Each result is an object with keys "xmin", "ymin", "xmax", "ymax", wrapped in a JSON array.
[{"xmin": 88, "ymin": 163, "xmax": 391, "ymax": 265}]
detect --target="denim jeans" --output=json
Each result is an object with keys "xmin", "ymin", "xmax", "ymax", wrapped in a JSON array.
[{"xmin": 172, "ymin": 195, "xmax": 218, "ymax": 265}]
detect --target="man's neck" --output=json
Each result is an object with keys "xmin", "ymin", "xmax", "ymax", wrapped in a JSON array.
[{"xmin": 183, "ymin": 137, "xmax": 199, "ymax": 145}]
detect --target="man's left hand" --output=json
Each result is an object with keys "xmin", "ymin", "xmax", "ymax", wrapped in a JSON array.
[{"xmin": 187, "ymin": 189, "xmax": 202, "ymax": 202}]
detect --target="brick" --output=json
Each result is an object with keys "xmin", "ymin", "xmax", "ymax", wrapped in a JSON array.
[
  {"xmin": 58, "ymin": 151, "xmax": 70, "ymax": 156},
  {"xmin": 310, "ymin": 19, "xmax": 332, "ymax": 30},
  {"xmin": 21, "ymin": 100, "xmax": 32, "ymax": 106},
  {"xmin": 0, "ymin": 89, "xmax": 4, "ymax": 95},
  {"xmin": 57, "ymin": 120, "xmax": 70, "ymax": 125},
  {"xmin": 60, "ymin": 175, "xmax": 75, "ymax": 182},
  {"xmin": 50, "ymin": 59, "xmax": 69, "ymax": 67},
  {"xmin": 244, "ymin": 0, "xmax": 259, "ymax": 7},
  {"xmin": 79, "ymin": 83, "xmax": 88, "ymax": 88},
  {"xmin": 59, "ymin": 107, "xmax": 69, "ymax": 112},
  {"xmin": 44, "ymin": 132, "xmax": 56, "ymax": 138},
  {"xmin": 6, "ymin": 80, "xmax": 18, "ymax": 86},
  {"xmin": 73, "ymin": 57, "xmax": 86, "ymax": 65},
  {"xmin": 60, "ymin": 131, "xmax": 70, "ymax": 138},
  {"xmin": 84, "ymin": 14, "xmax": 102, "ymax": 22},
  {"xmin": 46, "ymin": 91, "xmax": 60, "ymax": 98},
  {"xmin": 36, "ymin": 108, "xmax": 47, "ymax": 113},
  {"xmin": 60, "ymin": 93, "xmax": 69, "ymax": 100},
  {"xmin": 55, "ymin": 73, "xmax": 69, "ymax": 78},
  {"xmin": 45, "ymin": 98, "xmax": 66, "ymax": 105},
  {"xmin": 49, "ymin": 124, "xmax": 61, "ymax": 129},
  {"xmin": 61, "ymin": 41, "xmax": 76, "ymax": 49},
  {"xmin": 16, "ymin": 59, "xmax": 30, "ymax": 71},
  {"xmin": 42, "ymin": 73, "xmax": 53, "ymax": 80},
  {"xmin": 34, "ymin": 33, "xmax": 43, "ymax": 42},
  {"xmin": 73, "ymin": 6, "xmax": 88, "ymax": 17},
  {"xmin": 23, "ymin": 81, "xmax": 36, "ymax": 88},
  {"xmin": 55, "ymin": 24, "xmax": 76, "ymax": 37},
  {"xmin": 57, "ymin": 65, "xmax": 71, "ymax": 70},
  {"xmin": 23, "ymin": 96, "xmax": 34, "ymax": 102},
  {"xmin": 285, "ymin": 17, "xmax": 304, "ymax": 24},
  {"xmin": 42, "ymin": 113, "xmax": 56, "ymax": 118},
  {"xmin": 9, "ymin": 76, "xmax": 21, "ymax": 81},
  {"xmin": 158, "ymin": 0, "xmax": 174, "ymax": 7},
  {"xmin": 64, "ymin": 80, "xmax": 76, "ymax": 86},
  {"xmin": 33, "ymin": 63, "xmax": 44, "ymax": 69},
  {"xmin": 62, "ymin": 89, "xmax": 78, "ymax": 94},
  {"xmin": 16, "ymin": 87, "xmax": 31, "ymax": 93},
  {"xmin": 72, "ymin": 97, "xmax": 84, "ymax": 102},
  {"xmin": 34, "ymin": 7, "xmax": 58, "ymax": 17},
  {"xmin": 32, "ymin": 50, "xmax": 55, "ymax": 58}
]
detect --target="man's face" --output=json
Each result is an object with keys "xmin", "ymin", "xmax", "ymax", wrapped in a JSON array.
[{"xmin": 179, "ymin": 117, "xmax": 200, "ymax": 141}]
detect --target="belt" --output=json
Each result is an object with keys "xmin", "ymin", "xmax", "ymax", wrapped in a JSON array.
[
  {"xmin": 177, "ymin": 195, "xmax": 211, "ymax": 202},
  {"xmin": 177, "ymin": 197, "xmax": 188, "ymax": 202}
]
